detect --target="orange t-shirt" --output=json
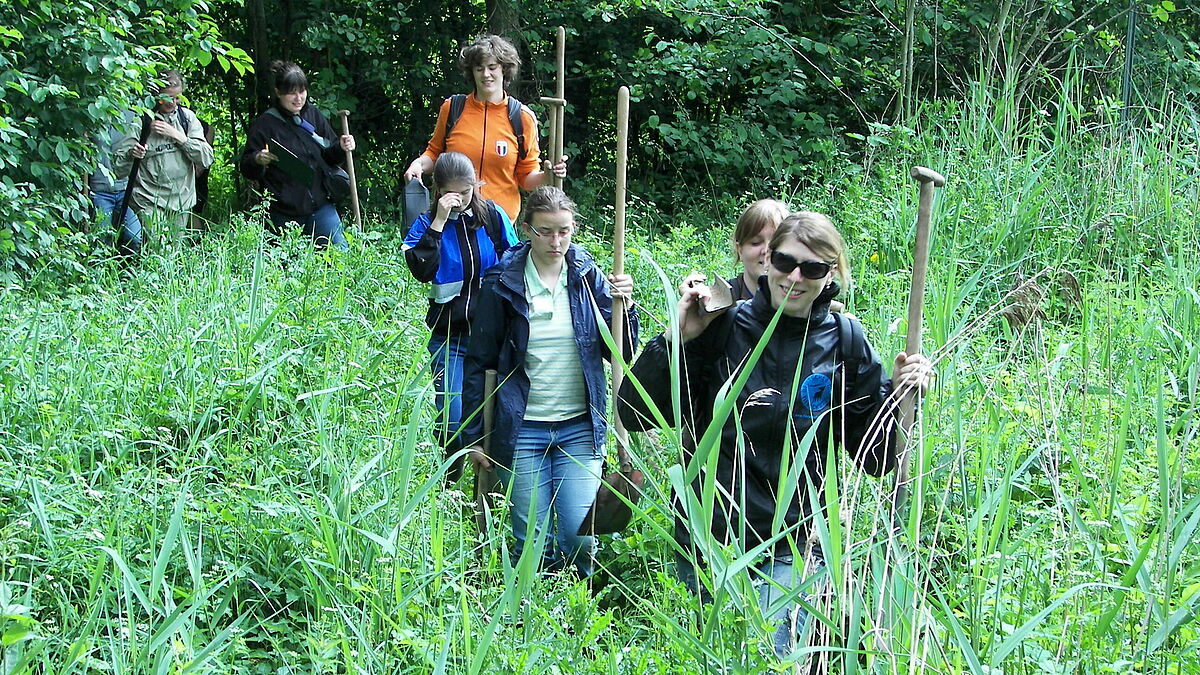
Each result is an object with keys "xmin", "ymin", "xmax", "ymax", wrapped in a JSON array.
[{"xmin": 421, "ymin": 93, "xmax": 541, "ymax": 221}]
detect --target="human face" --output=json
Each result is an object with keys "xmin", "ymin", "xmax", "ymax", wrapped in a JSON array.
[
  {"xmin": 276, "ymin": 88, "xmax": 308, "ymax": 115},
  {"xmin": 526, "ymin": 210, "xmax": 574, "ymax": 270},
  {"xmin": 473, "ymin": 59, "xmax": 504, "ymax": 101},
  {"xmin": 766, "ymin": 238, "xmax": 835, "ymax": 318},
  {"xmin": 155, "ymin": 85, "xmax": 182, "ymax": 114},
  {"xmin": 736, "ymin": 223, "xmax": 776, "ymax": 284}
]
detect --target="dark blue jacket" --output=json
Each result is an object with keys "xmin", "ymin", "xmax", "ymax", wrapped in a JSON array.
[{"xmin": 460, "ymin": 242, "xmax": 640, "ymax": 468}]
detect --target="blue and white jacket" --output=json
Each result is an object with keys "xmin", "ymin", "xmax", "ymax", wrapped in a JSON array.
[{"xmin": 402, "ymin": 203, "xmax": 519, "ymax": 335}]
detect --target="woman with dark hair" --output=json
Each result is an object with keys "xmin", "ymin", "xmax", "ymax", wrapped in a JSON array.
[
  {"xmin": 403, "ymin": 152, "xmax": 519, "ymax": 479},
  {"xmin": 460, "ymin": 186, "xmax": 637, "ymax": 578},
  {"xmin": 403, "ymin": 34, "xmax": 566, "ymax": 222},
  {"xmin": 239, "ymin": 60, "xmax": 355, "ymax": 249},
  {"xmin": 619, "ymin": 212, "xmax": 933, "ymax": 656}
]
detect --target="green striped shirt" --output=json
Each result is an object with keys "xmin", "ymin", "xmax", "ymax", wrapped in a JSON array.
[{"xmin": 523, "ymin": 256, "xmax": 587, "ymax": 421}]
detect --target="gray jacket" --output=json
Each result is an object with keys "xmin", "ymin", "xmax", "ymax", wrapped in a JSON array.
[{"xmin": 114, "ymin": 107, "xmax": 213, "ymax": 213}]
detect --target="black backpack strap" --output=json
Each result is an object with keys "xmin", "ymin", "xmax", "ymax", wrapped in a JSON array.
[
  {"xmin": 506, "ymin": 96, "xmax": 526, "ymax": 160},
  {"xmin": 832, "ymin": 311, "xmax": 864, "ymax": 394},
  {"xmin": 443, "ymin": 94, "xmax": 468, "ymax": 154},
  {"xmin": 481, "ymin": 200, "xmax": 508, "ymax": 256},
  {"xmin": 177, "ymin": 105, "xmax": 191, "ymax": 136}
]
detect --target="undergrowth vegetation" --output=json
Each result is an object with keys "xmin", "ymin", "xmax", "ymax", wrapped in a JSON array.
[{"xmin": 1, "ymin": 94, "xmax": 1198, "ymax": 673}]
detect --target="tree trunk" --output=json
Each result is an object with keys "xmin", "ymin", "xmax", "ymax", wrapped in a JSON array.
[
  {"xmin": 486, "ymin": 0, "xmax": 520, "ymax": 39},
  {"xmin": 249, "ymin": 0, "xmax": 271, "ymax": 110},
  {"xmin": 986, "ymin": 0, "xmax": 1014, "ymax": 84},
  {"xmin": 897, "ymin": 0, "xmax": 916, "ymax": 120}
]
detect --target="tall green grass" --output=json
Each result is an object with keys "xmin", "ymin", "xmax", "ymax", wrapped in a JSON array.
[{"xmin": 1, "ymin": 86, "xmax": 1198, "ymax": 673}]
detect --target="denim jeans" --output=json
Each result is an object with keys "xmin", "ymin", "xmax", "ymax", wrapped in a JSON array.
[
  {"xmin": 427, "ymin": 332, "xmax": 468, "ymax": 477},
  {"xmin": 90, "ymin": 190, "xmax": 143, "ymax": 254},
  {"xmin": 676, "ymin": 548, "xmax": 825, "ymax": 658},
  {"xmin": 497, "ymin": 415, "xmax": 603, "ymax": 578},
  {"xmin": 269, "ymin": 203, "xmax": 348, "ymax": 250}
]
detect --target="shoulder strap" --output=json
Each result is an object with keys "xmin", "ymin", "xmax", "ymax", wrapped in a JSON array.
[
  {"xmin": 832, "ymin": 312, "xmax": 864, "ymax": 391},
  {"xmin": 177, "ymin": 106, "xmax": 191, "ymax": 136},
  {"xmin": 506, "ymin": 96, "xmax": 526, "ymax": 160},
  {"xmin": 481, "ymin": 200, "xmax": 508, "ymax": 255},
  {"xmin": 443, "ymin": 94, "xmax": 468, "ymax": 154}
]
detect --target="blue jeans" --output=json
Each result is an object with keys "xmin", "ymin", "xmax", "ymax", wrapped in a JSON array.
[
  {"xmin": 90, "ymin": 190, "xmax": 143, "ymax": 254},
  {"xmin": 269, "ymin": 203, "xmax": 348, "ymax": 250},
  {"xmin": 498, "ymin": 415, "xmax": 603, "ymax": 578},
  {"xmin": 676, "ymin": 549, "xmax": 825, "ymax": 658},
  {"xmin": 428, "ymin": 332, "xmax": 468, "ymax": 475}
]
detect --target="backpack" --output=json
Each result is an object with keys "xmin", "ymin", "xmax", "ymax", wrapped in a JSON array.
[
  {"xmin": 442, "ymin": 94, "xmax": 527, "ymax": 160},
  {"xmin": 476, "ymin": 199, "xmax": 511, "ymax": 257}
]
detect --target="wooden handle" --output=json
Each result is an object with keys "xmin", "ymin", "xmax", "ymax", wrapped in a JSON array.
[
  {"xmin": 482, "ymin": 369, "xmax": 497, "ymax": 452},
  {"xmin": 336, "ymin": 110, "xmax": 362, "ymax": 228},
  {"xmin": 552, "ymin": 26, "xmax": 566, "ymax": 189},
  {"xmin": 474, "ymin": 369, "xmax": 499, "ymax": 536},
  {"xmin": 895, "ymin": 165, "xmax": 945, "ymax": 502},
  {"xmin": 910, "ymin": 165, "xmax": 946, "ymax": 187},
  {"xmin": 611, "ymin": 86, "xmax": 630, "ymax": 462}
]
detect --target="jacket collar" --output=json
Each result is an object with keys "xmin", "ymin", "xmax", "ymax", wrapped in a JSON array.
[
  {"xmin": 750, "ymin": 276, "xmax": 840, "ymax": 328},
  {"xmin": 495, "ymin": 242, "xmax": 596, "ymax": 299},
  {"xmin": 466, "ymin": 92, "xmax": 510, "ymax": 109}
]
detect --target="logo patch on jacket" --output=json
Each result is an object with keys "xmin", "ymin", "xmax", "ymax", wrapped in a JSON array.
[
  {"xmin": 798, "ymin": 373, "xmax": 833, "ymax": 420},
  {"xmin": 495, "ymin": 140, "xmax": 509, "ymax": 157}
]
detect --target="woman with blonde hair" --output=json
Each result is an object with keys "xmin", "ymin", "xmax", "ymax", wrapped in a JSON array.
[{"xmin": 620, "ymin": 211, "xmax": 933, "ymax": 656}]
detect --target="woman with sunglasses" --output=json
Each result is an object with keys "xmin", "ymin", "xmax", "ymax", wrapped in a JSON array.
[
  {"xmin": 459, "ymin": 186, "xmax": 638, "ymax": 579},
  {"xmin": 618, "ymin": 211, "xmax": 933, "ymax": 657}
]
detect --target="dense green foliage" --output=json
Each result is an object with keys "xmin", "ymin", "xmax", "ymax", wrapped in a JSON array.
[
  {"xmin": 6, "ymin": 0, "xmax": 1200, "ymax": 280},
  {"xmin": 0, "ymin": 0, "xmax": 247, "ymax": 284},
  {"xmin": 2, "ymin": 1, "xmax": 1200, "ymax": 671},
  {"xmin": 2, "ymin": 86, "xmax": 1199, "ymax": 670}
]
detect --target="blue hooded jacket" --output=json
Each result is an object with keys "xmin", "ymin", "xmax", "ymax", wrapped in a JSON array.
[{"xmin": 460, "ymin": 242, "xmax": 640, "ymax": 468}]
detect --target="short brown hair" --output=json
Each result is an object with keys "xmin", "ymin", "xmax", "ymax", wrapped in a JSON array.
[
  {"xmin": 770, "ymin": 212, "xmax": 851, "ymax": 288},
  {"xmin": 458, "ymin": 34, "xmax": 521, "ymax": 88}
]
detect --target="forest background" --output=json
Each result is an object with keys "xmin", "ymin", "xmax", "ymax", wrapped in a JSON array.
[{"xmin": 2, "ymin": 0, "xmax": 1200, "ymax": 673}]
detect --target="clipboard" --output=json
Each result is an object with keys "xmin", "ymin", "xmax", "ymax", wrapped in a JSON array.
[{"xmin": 269, "ymin": 137, "xmax": 316, "ymax": 186}]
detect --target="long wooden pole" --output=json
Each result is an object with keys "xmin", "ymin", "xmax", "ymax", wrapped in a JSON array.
[
  {"xmin": 611, "ymin": 86, "xmax": 631, "ymax": 469},
  {"xmin": 336, "ymin": 110, "xmax": 362, "ymax": 228},
  {"xmin": 474, "ymin": 369, "xmax": 498, "ymax": 537},
  {"xmin": 553, "ymin": 26, "xmax": 566, "ymax": 189},
  {"xmin": 895, "ymin": 165, "xmax": 945, "ymax": 506}
]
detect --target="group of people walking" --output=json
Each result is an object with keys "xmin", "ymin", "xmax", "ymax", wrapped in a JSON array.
[
  {"xmin": 91, "ymin": 33, "xmax": 935, "ymax": 659},
  {"xmin": 390, "ymin": 34, "xmax": 934, "ymax": 659}
]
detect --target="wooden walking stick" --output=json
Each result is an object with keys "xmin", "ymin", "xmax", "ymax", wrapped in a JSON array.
[
  {"xmin": 474, "ymin": 369, "xmax": 498, "ymax": 537},
  {"xmin": 540, "ymin": 26, "xmax": 567, "ymax": 189},
  {"xmin": 894, "ymin": 166, "xmax": 945, "ymax": 507},
  {"xmin": 578, "ymin": 86, "xmax": 643, "ymax": 535},
  {"xmin": 336, "ymin": 110, "xmax": 362, "ymax": 228}
]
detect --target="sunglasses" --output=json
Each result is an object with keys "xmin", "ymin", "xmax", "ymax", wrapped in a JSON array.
[{"xmin": 770, "ymin": 250, "xmax": 835, "ymax": 279}]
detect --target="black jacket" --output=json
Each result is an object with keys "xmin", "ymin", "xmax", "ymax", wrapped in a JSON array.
[
  {"xmin": 240, "ymin": 102, "xmax": 345, "ymax": 217},
  {"xmin": 618, "ymin": 277, "xmax": 896, "ymax": 553}
]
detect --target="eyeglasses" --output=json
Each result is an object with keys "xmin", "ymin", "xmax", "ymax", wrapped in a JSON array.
[
  {"xmin": 770, "ymin": 250, "xmax": 835, "ymax": 279},
  {"xmin": 531, "ymin": 226, "xmax": 574, "ymax": 240}
]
